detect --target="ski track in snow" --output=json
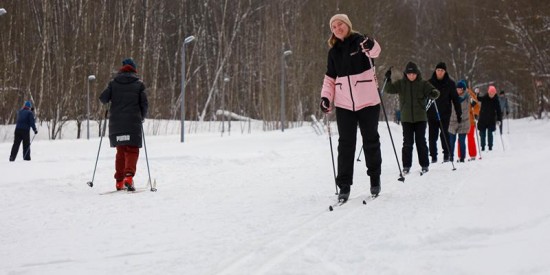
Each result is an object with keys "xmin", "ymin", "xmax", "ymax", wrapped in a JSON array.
[{"xmin": 1, "ymin": 119, "xmax": 550, "ymax": 274}]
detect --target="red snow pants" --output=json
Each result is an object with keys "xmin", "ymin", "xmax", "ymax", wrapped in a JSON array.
[
  {"xmin": 458, "ymin": 125, "xmax": 478, "ymax": 159},
  {"xmin": 114, "ymin": 145, "xmax": 140, "ymax": 180}
]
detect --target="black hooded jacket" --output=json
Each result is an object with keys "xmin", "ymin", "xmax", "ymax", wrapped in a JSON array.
[
  {"xmin": 477, "ymin": 94, "xmax": 503, "ymax": 131},
  {"xmin": 428, "ymin": 72, "xmax": 461, "ymax": 121},
  {"xmin": 99, "ymin": 70, "xmax": 148, "ymax": 147}
]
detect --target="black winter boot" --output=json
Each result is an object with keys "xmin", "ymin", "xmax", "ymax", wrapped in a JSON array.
[
  {"xmin": 370, "ymin": 176, "xmax": 381, "ymax": 196},
  {"xmin": 338, "ymin": 185, "xmax": 350, "ymax": 202}
]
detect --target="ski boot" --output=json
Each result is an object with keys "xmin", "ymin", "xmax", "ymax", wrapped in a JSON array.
[
  {"xmin": 403, "ymin": 167, "xmax": 410, "ymax": 174},
  {"xmin": 124, "ymin": 174, "xmax": 135, "ymax": 191},
  {"xmin": 116, "ymin": 179, "xmax": 125, "ymax": 191},
  {"xmin": 338, "ymin": 185, "xmax": 350, "ymax": 202},
  {"xmin": 370, "ymin": 177, "xmax": 380, "ymax": 197},
  {"xmin": 421, "ymin": 166, "xmax": 429, "ymax": 174}
]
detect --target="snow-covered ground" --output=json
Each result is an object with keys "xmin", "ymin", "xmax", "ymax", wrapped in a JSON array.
[{"xmin": 1, "ymin": 118, "xmax": 549, "ymax": 275}]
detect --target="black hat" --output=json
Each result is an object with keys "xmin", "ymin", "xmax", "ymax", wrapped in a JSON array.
[
  {"xmin": 404, "ymin": 61, "xmax": 420, "ymax": 74},
  {"xmin": 435, "ymin": 62, "xmax": 447, "ymax": 71}
]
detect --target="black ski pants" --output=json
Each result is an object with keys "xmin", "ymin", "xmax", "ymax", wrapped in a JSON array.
[
  {"xmin": 10, "ymin": 129, "xmax": 31, "ymax": 161},
  {"xmin": 428, "ymin": 117, "xmax": 450, "ymax": 160},
  {"xmin": 402, "ymin": 121, "xmax": 429, "ymax": 168},
  {"xmin": 335, "ymin": 105, "xmax": 381, "ymax": 188}
]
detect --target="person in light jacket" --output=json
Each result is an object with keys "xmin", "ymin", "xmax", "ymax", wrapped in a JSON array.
[
  {"xmin": 319, "ymin": 14, "xmax": 382, "ymax": 201},
  {"xmin": 448, "ymin": 80, "xmax": 472, "ymax": 163}
]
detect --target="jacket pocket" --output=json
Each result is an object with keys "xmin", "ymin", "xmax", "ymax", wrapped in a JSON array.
[{"xmin": 355, "ymin": 79, "xmax": 373, "ymax": 86}]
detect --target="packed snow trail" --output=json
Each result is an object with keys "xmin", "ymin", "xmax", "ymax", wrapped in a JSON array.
[{"xmin": 1, "ymin": 119, "xmax": 550, "ymax": 274}]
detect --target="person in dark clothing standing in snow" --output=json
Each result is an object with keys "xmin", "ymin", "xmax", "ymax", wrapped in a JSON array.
[
  {"xmin": 427, "ymin": 62, "xmax": 462, "ymax": 163},
  {"xmin": 99, "ymin": 58, "xmax": 148, "ymax": 191},
  {"xmin": 384, "ymin": 62, "xmax": 440, "ymax": 174},
  {"xmin": 319, "ymin": 14, "xmax": 382, "ymax": 201},
  {"xmin": 9, "ymin": 101, "xmax": 38, "ymax": 161},
  {"xmin": 477, "ymin": 85, "xmax": 502, "ymax": 151}
]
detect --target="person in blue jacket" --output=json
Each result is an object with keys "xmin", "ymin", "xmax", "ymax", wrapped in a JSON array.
[{"xmin": 9, "ymin": 101, "xmax": 38, "ymax": 161}]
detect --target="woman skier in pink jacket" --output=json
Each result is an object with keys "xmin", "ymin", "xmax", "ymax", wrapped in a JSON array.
[{"xmin": 319, "ymin": 14, "xmax": 382, "ymax": 201}]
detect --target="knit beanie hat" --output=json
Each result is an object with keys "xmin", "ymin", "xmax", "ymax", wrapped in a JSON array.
[
  {"xmin": 456, "ymin": 80, "xmax": 467, "ymax": 90},
  {"xmin": 404, "ymin": 61, "xmax": 420, "ymax": 74},
  {"xmin": 435, "ymin": 62, "xmax": 447, "ymax": 71},
  {"xmin": 122, "ymin": 58, "xmax": 137, "ymax": 69},
  {"xmin": 24, "ymin": 101, "xmax": 32, "ymax": 108},
  {"xmin": 329, "ymin": 14, "xmax": 352, "ymax": 30},
  {"xmin": 488, "ymin": 85, "xmax": 497, "ymax": 97}
]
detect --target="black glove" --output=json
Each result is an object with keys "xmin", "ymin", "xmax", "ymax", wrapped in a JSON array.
[
  {"xmin": 320, "ymin": 97, "xmax": 330, "ymax": 113},
  {"xmin": 361, "ymin": 37, "xmax": 375, "ymax": 51},
  {"xmin": 34, "ymin": 130, "xmax": 38, "ymax": 134},
  {"xmin": 457, "ymin": 115, "xmax": 462, "ymax": 124},
  {"xmin": 506, "ymin": 111, "xmax": 509, "ymax": 116},
  {"xmin": 385, "ymin": 69, "xmax": 392, "ymax": 80},
  {"xmin": 470, "ymin": 100, "xmax": 477, "ymax": 107}
]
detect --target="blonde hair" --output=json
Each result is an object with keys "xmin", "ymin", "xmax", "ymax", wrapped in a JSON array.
[{"xmin": 327, "ymin": 30, "xmax": 356, "ymax": 48}]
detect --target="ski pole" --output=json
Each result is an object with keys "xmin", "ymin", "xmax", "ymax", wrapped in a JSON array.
[
  {"xmin": 141, "ymin": 123, "xmax": 157, "ymax": 192},
  {"xmin": 87, "ymin": 107, "xmax": 109, "ymax": 188},
  {"xmin": 377, "ymin": 77, "xmax": 405, "ymax": 181},
  {"xmin": 356, "ymin": 145, "xmax": 363, "ymax": 162},
  {"xmin": 499, "ymin": 121, "xmax": 505, "ymax": 151},
  {"xmin": 23, "ymin": 133, "xmax": 37, "ymax": 160},
  {"xmin": 366, "ymin": 58, "xmax": 405, "ymax": 181},
  {"xmin": 425, "ymin": 99, "xmax": 434, "ymax": 111},
  {"xmin": 433, "ymin": 101, "xmax": 456, "ymax": 171},
  {"xmin": 506, "ymin": 115, "xmax": 510, "ymax": 134},
  {"xmin": 474, "ymin": 119, "xmax": 483, "ymax": 160},
  {"xmin": 325, "ymin": 113, "xmax": 338, "ymax": 195}
]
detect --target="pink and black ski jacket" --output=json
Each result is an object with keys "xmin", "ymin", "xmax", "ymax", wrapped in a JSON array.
[{"xmin": 320, "ymin": 33, "xmax": 381, "ymax": 112}]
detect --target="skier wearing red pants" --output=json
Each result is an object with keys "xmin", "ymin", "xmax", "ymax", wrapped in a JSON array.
[
  {"xmin": 100, "ymin": 58, "xmax": 148, "ymax": 191},
  {"xmin": 457, "ymin": 83, "xmax": 480, "ymax": 161}
]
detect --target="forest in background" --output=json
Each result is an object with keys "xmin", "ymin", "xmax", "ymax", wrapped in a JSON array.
[{"xmin": 0, "ymin": 0, "xmax": 548, "ymax": 139}]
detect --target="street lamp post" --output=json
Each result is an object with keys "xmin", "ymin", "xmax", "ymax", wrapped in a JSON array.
[
  {"xmin": 221, "ymin": 76, "xmax": 230, "ymax": 136},
  {"xmin": 281, "ymin": 49, "xmax": 292, "ymax": 132},
  {"xmin": 87, "ymin": 74, "xmax": 96, "ymax": 140},
  {"xmin": 181, "ymin": 35, "xmax": 196, "ymax": 143}
]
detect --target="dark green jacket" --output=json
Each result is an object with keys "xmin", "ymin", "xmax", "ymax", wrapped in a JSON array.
[{"xmin": 384, "ymin": 74, "xmax": 439, "ymax": 123}]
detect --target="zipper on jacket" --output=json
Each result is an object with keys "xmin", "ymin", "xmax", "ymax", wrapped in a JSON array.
[
  {"xmin": 347, "ymin": 76, "xmax": 355, "ymax": 111},
  {"xmin": 355, "ymin": 79, "xmax": 373, "ymax": 86},
  {"xmin": 409, "ymin": 83, "xmax": 414, "ymax": 122}
]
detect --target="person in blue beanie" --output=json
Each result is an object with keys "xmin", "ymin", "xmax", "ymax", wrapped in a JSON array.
[{"xmin": 9, "ymin": 101, "xmax": 38, "ymax": 161}]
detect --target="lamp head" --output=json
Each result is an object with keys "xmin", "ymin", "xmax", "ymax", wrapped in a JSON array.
[{"xmin": 184, "ymin": 36, "xmax": 196, "ymax": 44}]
